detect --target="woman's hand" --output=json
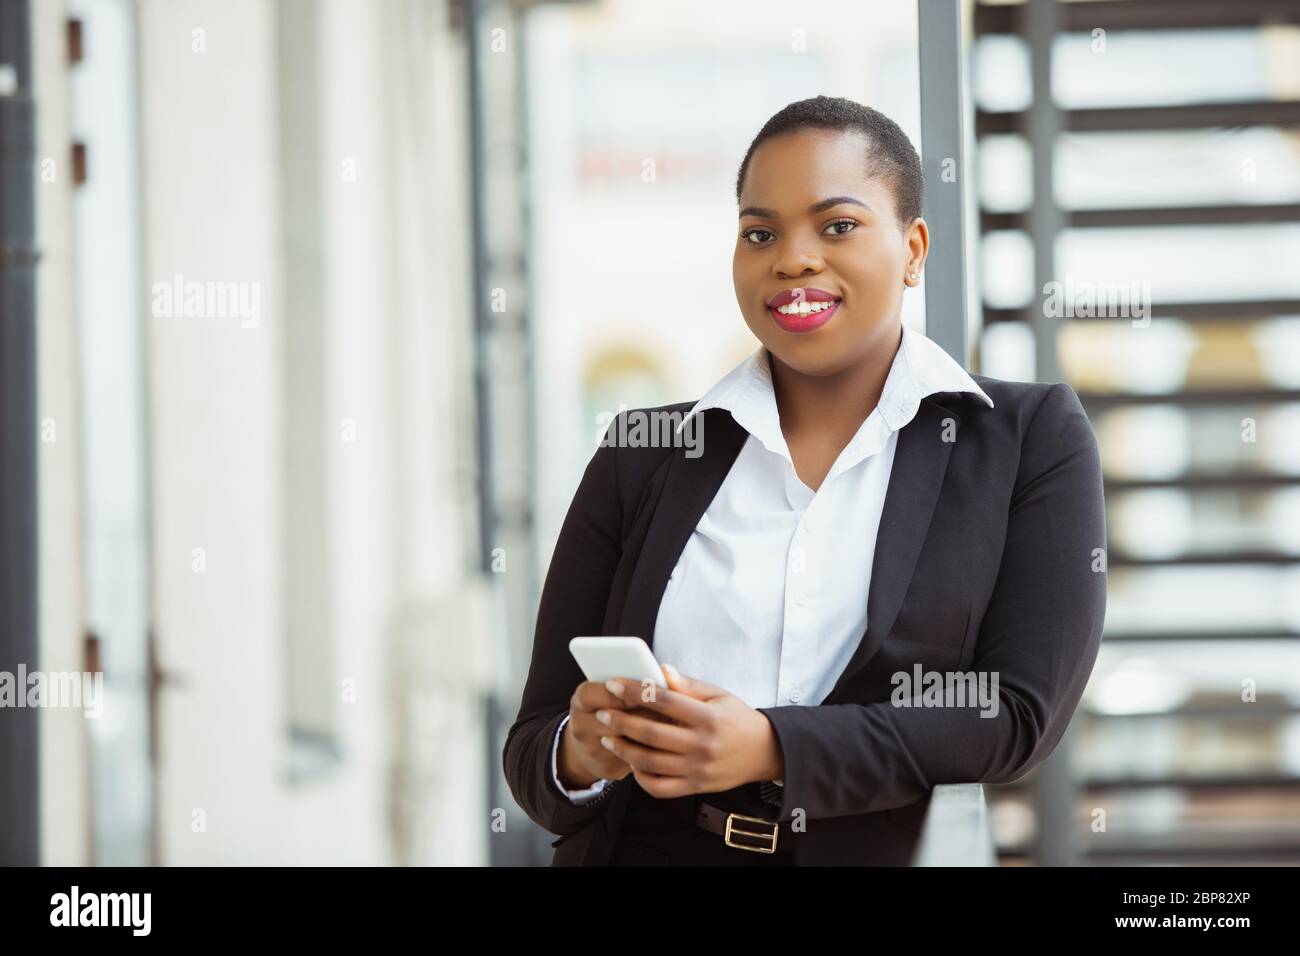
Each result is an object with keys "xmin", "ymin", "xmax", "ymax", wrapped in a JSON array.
[
  {"xmin": 557, "ymin": 680, "xmax": 637, "ymax": 788},
  {"xmin": 595, "ymin": 664, "xmax": 785, "ymax": 799},
  {"xmin": 558, "ymin": 679, "xmax": 680, "ymax": 789}
]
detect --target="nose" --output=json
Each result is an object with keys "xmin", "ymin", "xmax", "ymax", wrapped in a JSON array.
[{"xmin": 773, "ymin": 248, "xmax": 824, "ymax": 280}]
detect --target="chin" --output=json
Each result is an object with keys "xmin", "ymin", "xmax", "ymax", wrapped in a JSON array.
[{"xmin": 762, "ymin": 336, "xmax": 853, "ymax": 378}]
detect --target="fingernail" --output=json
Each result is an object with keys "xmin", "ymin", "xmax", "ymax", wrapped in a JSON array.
[
  {"xmin": 605, "ymin": 680, "xmax": 623, "ymax": 696},
  {"xmin": 595, "ymin": 710, "xmax": 611, "ymax": 725},
  {"xmin": 663, "ymin": 663, "xmax": 680, "ymax": 680},
  {"xmin": 600, "ymin": 736, "xmax": 613, "ymax": 750}
]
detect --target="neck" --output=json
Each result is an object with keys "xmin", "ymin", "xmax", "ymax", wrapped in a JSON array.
[{"xmin": 769, "ymin": 322, "xmax": 903, "ymax": 439}]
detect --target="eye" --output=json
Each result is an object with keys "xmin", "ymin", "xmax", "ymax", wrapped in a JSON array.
[
  {"xmin": 823, "ymin": 218, "xmax": 857, "ymax": 236},
  {"xmin": 741, "ymin": 227, "xmax": 774, "ymax": 244}
]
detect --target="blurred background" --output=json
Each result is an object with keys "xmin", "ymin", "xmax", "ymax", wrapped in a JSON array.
[{"xmin": 1, "ymin": 0, "xmax": 1299, "ymax": 866}]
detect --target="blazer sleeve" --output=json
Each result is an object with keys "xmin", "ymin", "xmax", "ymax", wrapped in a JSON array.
[
  {"xmin": 757, "ymin": 382, "xmax": 1107, "ymax": 822},
  {"xmin": 550, "ymin": 713, "xmax": 613, "ymax": 803},
  {"xmin": 501, "ymin": 416, "xmax": 627, "ymax": 836}
]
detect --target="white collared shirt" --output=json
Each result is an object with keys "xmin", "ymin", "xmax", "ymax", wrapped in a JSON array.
[{"xmin": 551, "ymin": 321, "xmax": 994, "ymax": 803}]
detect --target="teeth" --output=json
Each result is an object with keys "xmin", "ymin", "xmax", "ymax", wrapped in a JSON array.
[{"xmin": 775, "ymin": 299, "xmax": 837, "ymax": 315}]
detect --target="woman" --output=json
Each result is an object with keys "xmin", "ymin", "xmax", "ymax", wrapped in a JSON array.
[{"xmin": 502, "ymin": 95, "xmax": 1107, "ymax": 866}]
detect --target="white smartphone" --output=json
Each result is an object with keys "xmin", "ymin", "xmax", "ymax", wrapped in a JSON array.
[{"xmin": 569, "ymin": 636, "xmax": 668, "ymax": 689}]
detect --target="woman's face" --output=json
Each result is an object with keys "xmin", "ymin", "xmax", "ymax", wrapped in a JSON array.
[{"xmin": 733, "ymin": 128, "xmax": 927, "ymax": 377}]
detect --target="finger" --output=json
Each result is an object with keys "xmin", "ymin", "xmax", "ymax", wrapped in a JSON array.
[
  {"xmin": 591, "ymin": 748, "xmax": 634, "ymax": 779},
  {"xmin": 564, "ymin": 718, "xmax": 633, "ymax": 777},
  {"xmin": 567, "ymin": 711, "xmax": 637, "ymax": 752},
  {"xmin": 571, "ymin": 681, "xmax": 637, "ymax": 714},
  {"xmin": 632, "ymin": 768, "xmax": 697, "ymax": 800},
  {"xmin": 574, "ymin": 680, "xmax": 683, "ymax": 722},
  {"xmin": 600, "ymin": 733, "xmax": 692, "ymax": 778},
  {"xmin": 603, "ymin": 676, "xmax": 713, "ymax": 727},
  {"xmin": 595, "ymin": 706, "xmax": 696, "ymax": 754},
  {"xmin": 571, "ymin": 698, "xmax": 673, "ymax": 736},
  {"xmin": 661, "ymin": 664, "xmax": 730, "ymax": 700},
  {"xmin": 569, "ymin": 711, "xmax": 669, "ymax": 769}
]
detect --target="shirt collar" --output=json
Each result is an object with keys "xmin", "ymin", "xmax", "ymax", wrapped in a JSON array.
[{"xmin": 675, "ymin": 321, "xmax": 994, "ymax": 456}]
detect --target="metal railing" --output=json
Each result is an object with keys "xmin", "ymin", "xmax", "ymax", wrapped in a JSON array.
[{"xmin": 911, "ymin": 784, "xmax": 998, "ymax": 866}]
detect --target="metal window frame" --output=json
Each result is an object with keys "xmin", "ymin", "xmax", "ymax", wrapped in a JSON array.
[{"xmin": 0, "ymin": 0, "xmax": 39, "ymax": 867}]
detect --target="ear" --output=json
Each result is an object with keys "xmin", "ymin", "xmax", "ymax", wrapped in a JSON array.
[{"xmin": 904, "ymin": 216, "xmax": 929, "ymax": 277}]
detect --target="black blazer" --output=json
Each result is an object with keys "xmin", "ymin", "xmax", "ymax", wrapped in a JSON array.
[{"xmin": 503, "ymin": 375, "xmax": 1107, "ymax": 865}]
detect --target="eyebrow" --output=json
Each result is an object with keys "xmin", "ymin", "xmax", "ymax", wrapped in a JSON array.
[{"xmin": 738, "ymin": 196, "xmax": 874, "ymax": 219}]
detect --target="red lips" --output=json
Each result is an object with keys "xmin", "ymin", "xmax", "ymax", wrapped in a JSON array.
[
  {"xmin": 767, "ymin": 287, "xmax": 840, "ymax": 309},
  {"xmin": 767, "ymin": 287, "xmax": 842, "ymax": 334}
]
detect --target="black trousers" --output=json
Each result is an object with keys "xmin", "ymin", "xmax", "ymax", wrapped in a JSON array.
[{"xmin": 608, "ymin": 781, "xmax": 796, "ymax": 866}]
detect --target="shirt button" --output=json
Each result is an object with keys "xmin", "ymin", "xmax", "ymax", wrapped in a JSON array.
[
  {"xmin": 790, "ymin": 688, "xmax": 802, "ymax": 703},
  {"xmin": 795, "ymin": 593, "xmax": 807, "ymax": 606}
]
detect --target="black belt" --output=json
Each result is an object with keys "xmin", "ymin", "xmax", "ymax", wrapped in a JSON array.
[
  {"xmin": 693, "ymin": 800, "xmax": 798, "ymax": 853},
  {"xmin": 626, "ymin": 783, "xmax": 796, "ymax": 854}
]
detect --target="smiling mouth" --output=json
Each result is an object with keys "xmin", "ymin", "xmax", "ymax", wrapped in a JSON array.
[{"xmin": 768, "ymin": 297, "xmax": 841, "ymax": 333}]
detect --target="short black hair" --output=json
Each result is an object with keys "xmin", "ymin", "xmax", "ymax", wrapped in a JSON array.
[{"xmin": 735, "ymin": 95, "xmax": 923, "ymax": 227}]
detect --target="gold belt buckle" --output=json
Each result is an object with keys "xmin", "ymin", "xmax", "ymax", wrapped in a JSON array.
[{"xmin": 724, "ymin": 811, "xmax": 779, "ymax": 853}]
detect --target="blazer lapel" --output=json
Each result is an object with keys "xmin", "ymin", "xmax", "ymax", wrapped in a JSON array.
[
  {"xmin": 823, "ymin": 397, "xmax": 961, "ymax": 703},
  {"xmin": 618, "ymin": 407, "xmax": 749, "ymax": 650}
]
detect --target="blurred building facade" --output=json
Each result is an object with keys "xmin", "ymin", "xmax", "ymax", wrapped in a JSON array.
[
  {"xmin": 9, "ymin": 0, "xmax": 1300, "ymax": 867},
  {"xmin": 34, "ymin": 0, "xmax": 491, "ymax": 865}
]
